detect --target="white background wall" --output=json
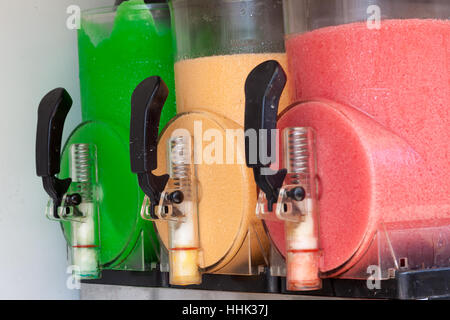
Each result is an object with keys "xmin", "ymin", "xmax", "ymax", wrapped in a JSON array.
[{"xmin": 0, "ymin": 0, "xmax": 111, "ymax": 299}]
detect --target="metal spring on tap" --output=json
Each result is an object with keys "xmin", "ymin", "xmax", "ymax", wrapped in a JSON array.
[
  {"xmin": 285, "ymin": 128, "xmax": 310, "ymax": 185},
  {"xmin": 71, "ymin": 143, "xmax": 93, "ymax": 202},
  {"xmin": 169, "ymin": 136, "xmax": 192, "ymax": 197}
]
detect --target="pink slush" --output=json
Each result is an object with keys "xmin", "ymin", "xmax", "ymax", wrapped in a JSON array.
[{"xmin": 267, "ymin": 19, "xmax": 450, "ymax": 275}]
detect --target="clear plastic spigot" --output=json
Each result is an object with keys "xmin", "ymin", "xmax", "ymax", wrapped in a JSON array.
[
  {"xmin": 277, "ymin": 127, "xmax": 321, "ymax": 291},
  {"xmin": 167, "ymin": 135, "xmax": 201, "ymax": 285},
  {"xmin": 151, "ymin": 134, "xmax": 202, "ymax": 286},
  {"xmin": 67, "ymin": 143, "xmax": 100, "ymax": 280},
  {"xmin": 36, "ymin": 88, "xmax": 100, "ymax": 279}
]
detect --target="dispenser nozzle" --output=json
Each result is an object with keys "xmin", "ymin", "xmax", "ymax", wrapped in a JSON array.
[
  {"xmin": 279, "ymin": 127, "xmax": 321, "ymax": 291},
  {"xmin": 130, "ymin": 76, "xmax": 202, "ymax": 285},
  {"xmin": 163, "ymin": 135, "xmax": 201, "ymax": 285},
  {"xmin": 36, "ymin": 88, "xmax": 100, "ymax": 279},
  {"xmin": 244, "ymin": 61, "xmax": 321, "ymax": 291}
]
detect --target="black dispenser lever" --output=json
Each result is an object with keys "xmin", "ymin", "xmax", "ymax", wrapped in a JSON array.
[
  {"xmin": 130, "ymin": 76, "xmax": 170, "ymax": 219},
  {"xmin": 244, "ymin": 60, "xmax": 287, "ymax": 212},
  {"xmin": 36, "ymin": 88, "xmax": 74, "ymax": 219}
]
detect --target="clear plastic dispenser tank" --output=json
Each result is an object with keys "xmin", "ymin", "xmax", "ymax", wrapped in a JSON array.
[
  {"xmin": 262, "ymin": 0, "xmax": 450, "ymax": 284},
  {"xmin": 133, "ymin": 0, "xmax": 292, "ymax": 284},
  {"xmin": 36, "ymin": 0, "xmax": 176, "ymax": 278},
  {"xmin": 166, "ymin": 0, "xmax": 291, "ymax": 279},
  {"xmin": 170, "ymin": 0, "xmax": 293, "ymax": 123}
]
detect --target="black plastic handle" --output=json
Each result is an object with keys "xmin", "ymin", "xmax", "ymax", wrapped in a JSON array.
[
  {"xmin": 130, "ymin": 76, "xmax": 170, "ymax": 219},
  {"xmin": 244, "ymin": 60, "xmax": 287, "ymax": 211},
  {"xmin": 36, "ymin": 88, "xmax": 72, "ymax": 177},
  {"xmin": 36, "ymin": 88, "xmax": 73, "ymax": 218}
]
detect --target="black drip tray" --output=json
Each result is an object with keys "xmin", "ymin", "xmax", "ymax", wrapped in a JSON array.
[{"xmin": 83, "ymin": 267, "xmax": 450, "ymax": 300}]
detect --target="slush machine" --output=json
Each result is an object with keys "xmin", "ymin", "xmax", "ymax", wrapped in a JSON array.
[{"xmin": 34, "ymin": 0, "xmax": 449, "ymax": 300}]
